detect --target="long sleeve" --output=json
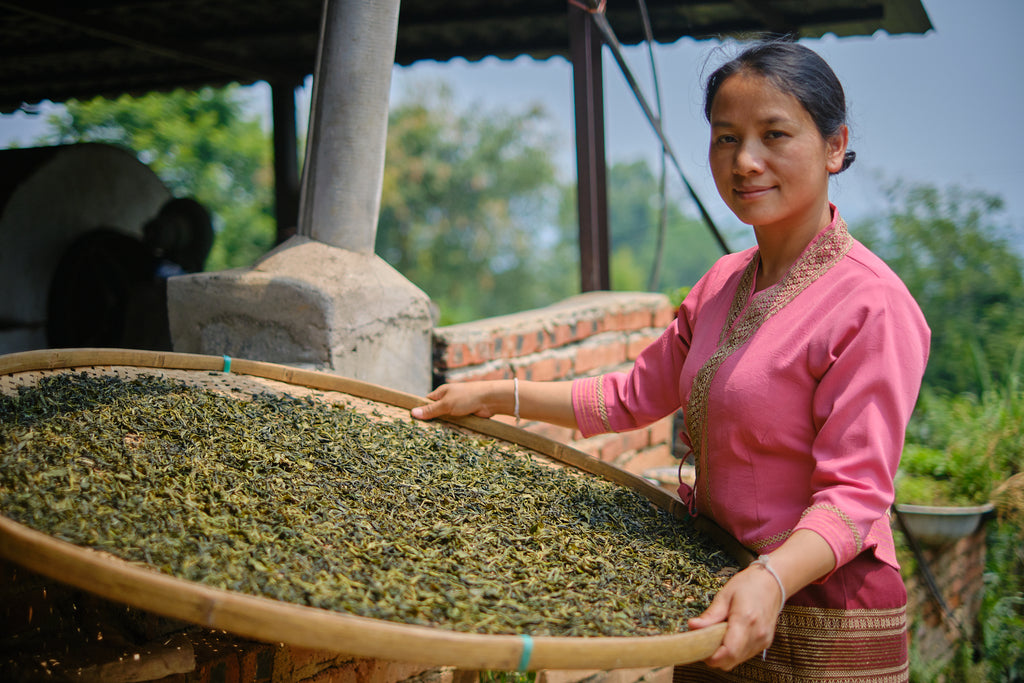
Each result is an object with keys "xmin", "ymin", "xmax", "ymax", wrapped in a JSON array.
[
  {"xmin": 571, "ymin": 248, "xmax": 755, "ymax": 439},
  {"xmin": 795, "ymin": 258, "xmax": 930, "ymax": 577},
  {"xmin": 571, "ymin": 317, "xmax": 688, "ymax": 437}
]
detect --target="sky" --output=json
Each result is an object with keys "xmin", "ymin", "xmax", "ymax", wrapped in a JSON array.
[
  {"xmin": 388, "ymin": 0, "xmax": 1023, "ymax": 246},
  {"xmin": 2, "ymin": 0, "xmax": 1020, "ymax": 248}
]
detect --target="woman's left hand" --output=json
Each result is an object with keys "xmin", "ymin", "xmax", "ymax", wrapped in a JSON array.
[
  {"xmin": 687, "ymin": 529, "xmax": 836, "ymax": 670},
  {"xmin": 687, "ymin": 564, "xmax": 783, "ymax": 670}
]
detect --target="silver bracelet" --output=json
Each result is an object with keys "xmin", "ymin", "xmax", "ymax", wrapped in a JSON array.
[
  {"xmin": 751, "ymin": 554, "xmax": 787, "ymax": 609},
  {"xmin": 513, "ymin": 376, "xmax": 521, "ymax": 426}
]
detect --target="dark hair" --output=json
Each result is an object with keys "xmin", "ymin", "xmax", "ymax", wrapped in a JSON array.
[{"xmin": 703, "ymin": 41, "xmax": 855, "ymax": 174}]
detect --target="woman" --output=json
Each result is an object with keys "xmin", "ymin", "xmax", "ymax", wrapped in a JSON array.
[{"xmin": 413, "ymin": 41, "xmax": 929, "ymax": 681}]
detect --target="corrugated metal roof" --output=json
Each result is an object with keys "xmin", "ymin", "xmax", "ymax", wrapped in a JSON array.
[{"xmin": 0, "ymin": 0, "xmax": 932, "ymax": 112}]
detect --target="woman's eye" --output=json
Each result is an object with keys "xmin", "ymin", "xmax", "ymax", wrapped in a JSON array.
[
  {"xmin": 765, "ymin": 130, "xmax": 787, "ymax": 140},
  {"xmin": 715, "ymin": 135, "xmax": 738, "ymax": 145}
]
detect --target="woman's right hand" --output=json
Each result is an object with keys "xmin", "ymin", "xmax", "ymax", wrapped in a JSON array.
[{"xmin": 411, "ymin": 382, "xmax": 502, "ymax": 421}]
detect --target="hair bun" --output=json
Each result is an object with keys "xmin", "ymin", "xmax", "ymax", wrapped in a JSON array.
[{"xmin": 837, "ymin": 150, "xmax": 856, "ymax": 174}]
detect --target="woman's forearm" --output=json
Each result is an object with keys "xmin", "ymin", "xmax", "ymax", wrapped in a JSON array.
[
  {"xmin": 411, "ymin": 379, "xmax": 578, "ymax": 430},
  {"xmin": 759, "ymin": 528, "xmax": 837, "ymax": 601}
]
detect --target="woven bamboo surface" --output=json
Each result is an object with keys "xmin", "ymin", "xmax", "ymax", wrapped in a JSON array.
[{"xmin": 0, "ymin": 348, "xmax": 742, "ymax": 670}]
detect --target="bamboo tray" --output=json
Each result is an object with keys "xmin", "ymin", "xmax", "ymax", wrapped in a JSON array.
[{"xmin": 0, "ymin": 348, "xmax": 744, "ymax": 671}]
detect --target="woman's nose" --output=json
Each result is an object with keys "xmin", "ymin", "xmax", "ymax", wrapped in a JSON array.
[{"xmin": 734, "ymin": 142, "xmax": 764, "ymax": 175}]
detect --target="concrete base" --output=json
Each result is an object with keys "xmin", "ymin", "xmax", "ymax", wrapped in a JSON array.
[{"xmin": 167, "ymin": 236, "xmax": 435, "ymax": 396}]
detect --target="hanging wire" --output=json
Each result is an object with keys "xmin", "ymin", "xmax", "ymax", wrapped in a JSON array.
[
  {"xmin": 572, "ymin": 0, "xmax": 732, "ymax": 256},
  {"xmin": 636, "ymin": 0, "xmax": 670, "ymax": 291}
]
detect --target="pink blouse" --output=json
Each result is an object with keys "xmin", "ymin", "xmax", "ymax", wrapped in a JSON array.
[{"xmin": 572, "ymin": 211, "xmax": 929, "ymax": 578}]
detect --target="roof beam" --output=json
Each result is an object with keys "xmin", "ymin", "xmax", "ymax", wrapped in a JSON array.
[
  {"xmin": 0, "ymin": 1, "xmax": 266, "ymax": 82},
  {"xmin": 728, "ymin": 0, "xmax": 794, "ymax": 34}
]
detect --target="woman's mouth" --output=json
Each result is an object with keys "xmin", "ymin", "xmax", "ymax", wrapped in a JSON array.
[{"xmin": 734, "ymin": 186, "xmax": 774, "ymax": 200}]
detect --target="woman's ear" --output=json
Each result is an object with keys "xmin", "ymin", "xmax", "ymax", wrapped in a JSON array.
[{"xmin": 825, "ymin": 125, "xmax": 850, "ymax": 174}]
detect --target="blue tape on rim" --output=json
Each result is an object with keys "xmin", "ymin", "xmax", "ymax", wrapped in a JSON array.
[
  {"xmin": 222, "ymin": 355, "xmax": 232, "ymax": 373},
  {"xmin": 517, "ymin": 634, "xmax": 534, "ymax": 672}
]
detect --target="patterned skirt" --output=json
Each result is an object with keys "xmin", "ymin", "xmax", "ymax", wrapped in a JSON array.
[{"xmin": 673, "ymin": 550, "xmax": 909, "ymax": 682}]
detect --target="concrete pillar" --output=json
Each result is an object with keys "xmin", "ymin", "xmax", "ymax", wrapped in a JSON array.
[
  {"xmin": 298, "ymin": 0, "xmax": 397, "ymax": 252},
  {"xmin": 168, "ymin": 0, "xmax": 435, "ymax": 396}
]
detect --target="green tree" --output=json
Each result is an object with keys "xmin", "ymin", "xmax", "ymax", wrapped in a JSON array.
[
  {"xmin": 378, "ymin": 84, "xmax": 574, "ymax": 325},
  {"xmin": 610, "ymin": 160, "xmax": 723, "ymax": 292},
  {"xmin": 38, "ymin": 86, "xmax": 275, "ymax": 271},
  {"xmin": 557, "ymin": 159, "xmax": 723, "ymax": 295},
  {"xmin": 857, "ymin": 181, "xmax": 1024, "ymax": 396}
]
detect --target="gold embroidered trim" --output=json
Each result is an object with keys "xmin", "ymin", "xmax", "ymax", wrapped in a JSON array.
[
  {"xmin": 685, "ymin": 218, "xmax": 854, "ymax": 513},
  {"xmin": 749, "ymin": 529, "xmax": 792, "ymax": 551},
  {"xmin": 778, "ymin": 603, "xmax": 907, "ymax": 636},
  {"xmin": 802, "ymin": 503, "xmax": 864, "ymax": 553},
  {"xmin": 595, "ymin": 374, "xmax": 612, "ymax": 433},
  {"xmin": 685, "ymin": 256, "xmax": 757, "ymax": 512},
  {"xmin": 718, "ymin": 258, "xmax": 757, "ymax": 347}
]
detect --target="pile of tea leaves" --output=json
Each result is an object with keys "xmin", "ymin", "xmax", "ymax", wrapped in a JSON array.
[{"xmin": 0, "ymin": 372, "xmax": 730, "ymax": 637}]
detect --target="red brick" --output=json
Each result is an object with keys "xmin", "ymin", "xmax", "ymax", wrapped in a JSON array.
[
  {"xmin": 445, "ymin": 339, "xmax": 504, "ymax": 368},
  {"xmin": 609, "ymin": 309, "xmax": 653, "ymax": 332},
  {"xmin": 525, "ymin": 421, "xmax": 577, "ymax": 445},
  {"xmin": 618, "ymin": 444, "xmax": 675, "ymax": 476},
  {"xmin": 360, "ymin": 659, "xmax": 434, "ymax": 683},
  {"xmin": 648, "ymin": 415, "xmax": 674, "ymax": 448},
  {"xmin": 445, "ymin": 366, "xmax": 510, "ymax": 383},
  {"xmin": 652, "ymin": 304, "xmax": 677, "ymax": 328},
  {"xmin": 470, "ymin": 341, "xmax": 497, "ymax": 365},
  {"xmin": 186, "ymin": 634, "xmax": 271, "ymax": 683},
  {"xmin": 571, "ymin": 433, "xmax": 610, "ymax": 459},
  {"xmin": 551, "ymin": 323, "xmax": 576, "ymax": 347},
  {"xmin": 595, "ymin": 429, "xmax": 650, "ymax": 463},
  {"xmin": 574, "ymin": 340, "xmax": 627, "ymax": 374},
  {"xmin": 599, "ymin": 311, "xmax": 620, "ymax": 332},
  {"xmin": 515, "ymin": 330, "xmax": 546, "ymax": 357},
  {"xmin": 626, "ymin": 332, "xmax": 660, "ymax": 360},
  {"xmin": 276, "ymin": 646, "xmax": 351, "ymax": 680},
  {"xmin": 521, "ymin": 356, "xmax": 574, "ymax": 382}
]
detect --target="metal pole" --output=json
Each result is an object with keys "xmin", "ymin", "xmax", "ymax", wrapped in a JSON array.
[
  {"xmin": 271, "ymin": 80, "xmax": 301, "ymax": 244},
  {"xmin": 569, "ymin": 3, "xmax": 610, "ymax": 292}
]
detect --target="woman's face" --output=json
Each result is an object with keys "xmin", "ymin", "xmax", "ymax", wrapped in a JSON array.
[{"xmin": 708, "ymin": 72, "xmax": 847, "ymax": 237}]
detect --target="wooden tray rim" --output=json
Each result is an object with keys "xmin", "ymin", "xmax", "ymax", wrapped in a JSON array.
[{"xmin": 0, "ymin": 348, "xmax": 733, "ymax": 671}]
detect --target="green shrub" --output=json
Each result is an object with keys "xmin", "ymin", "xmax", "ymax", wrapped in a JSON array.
[
  {"xmin": 896, "ymin": 441, "xmax": 993, "ymax": 506},
  {"xmin": 900, "ymin": 350, "xmax": 1024, "ymax": 681},
  {"xmin": 980, "ymin": 517, "xmax": 1024, "ymax": 682}
]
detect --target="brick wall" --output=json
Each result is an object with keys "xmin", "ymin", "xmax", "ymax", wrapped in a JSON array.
[
  {"xmin": 433, "ymin": 291, "xmax": 682, "ymax": 481},
  {"xmin": 900, "ymin": 523, "xmax": 989, "ymax": 666}
]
